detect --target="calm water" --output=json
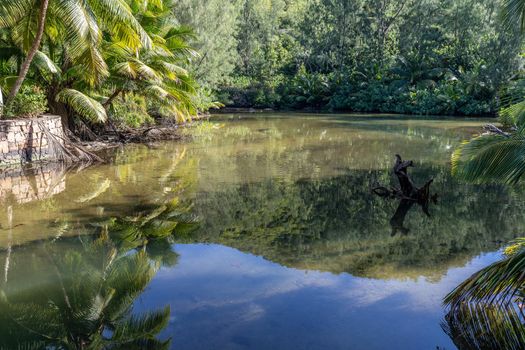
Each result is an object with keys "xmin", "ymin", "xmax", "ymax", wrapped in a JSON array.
[{"xmin": 0, "ymin": 113, "xmax": 524, "ymax": 349}]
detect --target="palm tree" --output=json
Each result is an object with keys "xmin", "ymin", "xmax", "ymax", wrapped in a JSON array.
[
  {"xmin": 451, "ymin": 102, "xmax": 525, "ymax": 184},
  {"xmin": 503, "ymin": 0, "xmax": 525, "ymax": 30},
  {"xmin": 444, "ymin": 239, "xmax": 525, "ymax": 349},
  {"xmin": 102, "ymin": 1, "xmax": 200, "ymax": 123},
  {"xmin": 443, "ymin": 301, "xmax": 525, "ymax": 350},
  {"xmin": 0, "ymin": 0, "xmax": 151, "ymax": 120},
  {"xmin": 451, "ymin": 0, "xmax": 525, "ymax": 184},
  {"xmin": 1, "ymin": 0, "xmax": 49, "ymax": 105}
]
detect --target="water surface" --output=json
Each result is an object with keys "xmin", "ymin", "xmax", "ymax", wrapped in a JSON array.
[{"xmin": 1, "ymin": 113, "xmax": 523, "ymax": 349}]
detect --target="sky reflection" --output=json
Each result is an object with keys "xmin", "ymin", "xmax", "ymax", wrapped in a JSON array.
[{"xmin": 137, "ymin": 244, "xmax": 502, "ymax": 350}]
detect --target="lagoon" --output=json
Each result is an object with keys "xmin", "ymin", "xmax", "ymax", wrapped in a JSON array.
[{"xmin": 1, "ymin": 113, "xmax": 522, "ymax": 349}]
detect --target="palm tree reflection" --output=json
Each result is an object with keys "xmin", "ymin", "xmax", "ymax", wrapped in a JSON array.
[
  {"xmin": 0, "ymin": 200, "xmax": 197, "ymax": 349},
  {"xmin": 443, "ymin": 302, "xmax": 525, "ymax": 350}
]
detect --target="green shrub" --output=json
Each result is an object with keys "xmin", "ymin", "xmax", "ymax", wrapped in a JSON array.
[
  {"xmin": 280, "ymin": 67, "xmax": 332, "ymax": 109},
  {"xmin": 110, "ymin": 94, "xmax": 153, "ymax": 128},
  {"xmin": 2, "ymin": 85, "xmax": 48, "ymax": 118}
]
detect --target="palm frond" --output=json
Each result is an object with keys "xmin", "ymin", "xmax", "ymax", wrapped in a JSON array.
[
  {"xmin": 444, "ymin": 249, "xmax": 525, "ymax": 308},
  {"xmin": 443, "ymin": 302, "xmax": 525, "ymax": 350},
  {"xmin": 502, "ymin": 0, "xmax": 525, "ymax": 30},
  {"xmin": 53, "ymin": 0, "xmax": 101, "ymax": 43},
  {"xmin": 112, "ymin": 306, "xmax": 170, "ymax": 341},
  {"xmin": 499, "ymin": 100, "xmax": 525, "ymax": 129},
  {"xmin": 56, "ymin": 88, "xmax": 107, "ymax": 123},
  {"xmin": 87, "ymin": 0, "xmax": 152, "ymax": 49},
  {"xmin": 451, "ymin": 133, "xmax": 525, "ymax": 184},
  {"xmin": 75, "ymin": 46, "xmax": 109, "ymax": 86},
  {"xmin": 0, "ymin": 0, "xmax": 32, "ymax": 28},
  {"xmin": 33, "ymin": 51, "xmax": 60, "ymax": 75}
]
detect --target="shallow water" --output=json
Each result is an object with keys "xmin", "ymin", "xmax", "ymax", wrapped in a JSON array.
[{"xmin": 0, "ymin": 113, "xmax": 523, "ymax": 349}]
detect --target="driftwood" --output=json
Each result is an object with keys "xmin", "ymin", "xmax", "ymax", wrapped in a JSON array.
[{"xmin": 373, "ymin": 155, "xmax": 438, "ymax": 236}]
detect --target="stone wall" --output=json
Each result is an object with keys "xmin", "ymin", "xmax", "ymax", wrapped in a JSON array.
[{"xmin": 0, "ymin": 115, "xmax": 65, "ymax": 165}]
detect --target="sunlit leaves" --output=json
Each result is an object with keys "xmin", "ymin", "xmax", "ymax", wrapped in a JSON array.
[
  {"xmin": 56, "ymin": 88, "xmax": 107, "ymax": 123},
  {"xmin": 452, "ymin": 133, "xmax": 525, "ymax": 184},
  {"xmin": 33, "ymin": 50, "xmax": 60, "ymax": 74},
  {"xmin": 0, "ymin": 0, "xmax": 33, "ymax": 29}
]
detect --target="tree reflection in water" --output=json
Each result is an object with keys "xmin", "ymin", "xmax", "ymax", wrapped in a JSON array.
[
  {"xmin": 443, "ymin": 303, "xmax": 525, "ymax": 350},
  {"xmin": 0, "ymin": 200, "xmax": 197, "ymax": 350}
]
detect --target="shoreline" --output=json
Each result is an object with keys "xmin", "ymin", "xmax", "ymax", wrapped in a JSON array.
[{"xmin": 65, "ymin": 114, "xmax": 211, "ymax": 157}]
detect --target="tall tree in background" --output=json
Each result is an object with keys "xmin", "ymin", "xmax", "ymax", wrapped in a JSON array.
[{"xmin": 174, "ymin": 0, "xmax": 240, "ymax": 89}]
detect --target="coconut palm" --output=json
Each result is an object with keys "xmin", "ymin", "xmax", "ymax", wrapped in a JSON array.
[
  {"xmin": 0, "ymin": 0, "xmax": 151, "ymax": 109},
  {"xmin": 102, "ymin": 0, "xmax": 200, "ymax": 123},
  {"xmin": 450, "ymin": 0, "xmax": 525, "ymax": 184},
  {"xmin": 503, "ymin": 0, "xmax": 525, "ymax": 30},
  {"xmin": 0, "ymin": 0, "xmax": 204, "ymax": 128},
  {"xmin": 443, "ymin": 238, "xmax": 525, "ymax": 348},
  {"xmin": 445, "ymin": 239, "xmax": 525, "ymax": 304},
  {"xmin": 451, "ymin": 105, "xmax": 525, "ymax": 184},
  {"xmin": 443, "ymin": 301, "xmax": 525, "ymax": 350}
]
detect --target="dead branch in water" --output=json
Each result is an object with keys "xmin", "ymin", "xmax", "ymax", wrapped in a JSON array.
[{"xmin": 372, "ymin": 155, "xmax": 438, "ymax": 236}]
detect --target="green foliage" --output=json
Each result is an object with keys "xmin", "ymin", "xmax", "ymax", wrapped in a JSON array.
[
  {"xmin": 452, "ymin": 133, "xmax": 525, "ymax": 184},
  {"xmin": 452, "ymin": 97, "xmax": 525, "ymax": 184},
  {"xmin": 0, "ymin": 0, "xmax": 207, "ymax": 132},
  {"xmin": 1, "ymin": 84, "xmax": 47, "ymax": 118},
  {"xmin": 184, "ymin": 0, "xmax": 522, "ymax": 115},
  {"xmin": 444, "ymin": 237, "xmax": 525, "ymax": 333},
  {"xmin": 280, "ymin": 66, "xmax": 332, "ymax": 109},
  {"xmin": 443, "ymin": 301, "xmax": 525, "ymax": 350},
  {"xmin": 174, "ymin": 0, "xmax": 240, "ymax": 89},
  {"xmin": 110, "ymin": 94, "xmax": 153, "ymax": 128},
  {"xmin": 56, "ymin": 88, "xmax": 107, "ymax": 123}
]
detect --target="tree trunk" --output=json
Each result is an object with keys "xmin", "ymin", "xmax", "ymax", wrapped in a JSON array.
[
  {"xmin": 5, "ymin": 0, "xmax": 50, "ymax": 105},
  {"xmin": 103, "ymin": 89, "xmax": 122, "ymax": 108}
]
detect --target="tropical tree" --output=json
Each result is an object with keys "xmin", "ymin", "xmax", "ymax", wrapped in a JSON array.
[
  {"xmin": 0, "ymin": 0, "xmax": 206, "ymax": 131},
  {"xmin": 103, "ymin": 0, "xmax": 200, "ymax": 123},
  {"xmin": 450, "ymin": 0, "xmax": 525, "ymax": 183},
  {"xmin": 0, "ymin": 0, "xmax": 150, "ymax": 108},
  {"xmin": 443, "ymin": 301, "xmax": 525, "ymax": 350},
  {"xmin": 451, "ymin": 103, "xmax": 525, "ymax": 184},
  {"xmin": 444, "ymin": 239, "xmax": 525, "ymax": 349}
]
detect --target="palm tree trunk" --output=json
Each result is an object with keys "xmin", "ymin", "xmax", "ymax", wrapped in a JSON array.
[{"xmin": 5, "ymin": 0, "xmax": 50, "ymax": 105}]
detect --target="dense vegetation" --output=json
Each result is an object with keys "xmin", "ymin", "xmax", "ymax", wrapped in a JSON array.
[
  {"xmin": 176, "ymin": 0, "xmax": 524, "ymax": 115},
  {"xmin": 0, "ymin": 0, "xmax": 219, "ymax": 132},
  {"xmin": 2, "ymin": 0, "xmax": 525, "ymax": 131}
]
